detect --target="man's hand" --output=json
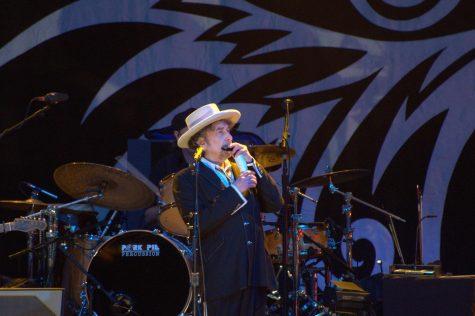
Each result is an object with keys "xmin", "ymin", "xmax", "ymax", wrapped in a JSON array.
[
  {"xmin": 229, "ymin": 142, "xmax": 253, "ymax": 163},
  {"xmin": 234, "ymin": 170, "xmax": 257, "ymax": 193}
]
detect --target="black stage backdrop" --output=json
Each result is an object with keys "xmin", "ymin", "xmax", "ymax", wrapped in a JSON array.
[{"xmin": 0, "ymin": 1, "xmax": 474, "ymax": 280}]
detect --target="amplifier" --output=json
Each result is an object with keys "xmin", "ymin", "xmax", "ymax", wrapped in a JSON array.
[
  {"xmin": 323, "ymin": 280, "xmax": 371, "ymax": 315},
  {"xmin": 0, "ymin": 288, "xmax": 63, "ymax": 316}
]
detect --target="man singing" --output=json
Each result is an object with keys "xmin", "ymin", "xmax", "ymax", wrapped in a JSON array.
[{"xmin": 173, "ymin": 103, "xmax": 283, "ymax": 315}]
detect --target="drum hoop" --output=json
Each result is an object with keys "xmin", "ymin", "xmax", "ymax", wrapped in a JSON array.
[
  {"xmin": 159, "ymin": 173, "xmax": 175, "ymax": 185},
  {"xmin": 159, "ymin": 202, "xmax": 177, "ymax": 212},
  {"xmin": 88, "ymin": 229, "xmax": 192, "ymax": 314}
]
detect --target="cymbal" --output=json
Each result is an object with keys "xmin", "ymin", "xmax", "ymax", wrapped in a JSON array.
[
  {"xmin": 0, "ymin": 198, "xmax": 48, "ymax": 211},
  {"xmin": 0, "ymin": 199, "xmax": 98, "ymax": 216},
  {"xmin": 249, "ymin": 145, "xmax": 296, "ymax": 168},
  {"xmin": 292, "ymin": 169, "xmax": 369, "ymax": 188},
  {"xmin": 54, "ymin": 162, "xmax": 155, "ymax": 211}
]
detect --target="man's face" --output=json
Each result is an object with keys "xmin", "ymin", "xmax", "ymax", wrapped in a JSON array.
[{"xmin": 200, "ymin": 120, "xmax": 233, "ymax": 159}]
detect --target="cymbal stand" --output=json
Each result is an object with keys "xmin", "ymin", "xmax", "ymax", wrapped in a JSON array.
[
  {"xmin": 26, "ymin": 191, "xmax": 41, "ymax": 282},
  {"xmin": 25, "ymin": 192, "xmax": 104, "ymax": 219},
  {"xmin": 44, "ymin": 205, "xmax": 58, "ymax": 287},
  {"xmin": 342, "ymin": 192, "xmax": 353, "ymax": 268},
  {"xmin": 328, "ymin": 182, "xmax": 406, "ymax": 267},
  {"xmin": 289, "ymin": 187, "xmax": 318, "ymax": 316},
  {"xmin": 24, "ymin": 192, "xmax": 104, "ymax": 286},
  {"xmin": 97, "ymin": 210, "xmax": 118, "ymax": 242}
]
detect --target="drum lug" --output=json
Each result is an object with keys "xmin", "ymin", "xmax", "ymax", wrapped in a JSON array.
[
  {"xmin": 152, "ymin": 229, "xmax": 159, "ymax": 235},
  {"xmin": 190, "ymin": 272, "xmax": 200, "ymax": 287}
]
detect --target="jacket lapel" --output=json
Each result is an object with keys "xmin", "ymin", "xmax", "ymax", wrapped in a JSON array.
[{"xmin": 198, "ymin": 161, "xmax": 223, "ymax": 190}]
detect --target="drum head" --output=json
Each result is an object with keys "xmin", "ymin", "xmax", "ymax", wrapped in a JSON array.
[{"xmin": 88, "ymin": 230, "xmax": 191, "ymax": 315}]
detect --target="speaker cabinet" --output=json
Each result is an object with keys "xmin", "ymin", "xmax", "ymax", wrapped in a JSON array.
[{"xmin": 0, "ymin": 288, "xmax": 63, "ymax": 316}]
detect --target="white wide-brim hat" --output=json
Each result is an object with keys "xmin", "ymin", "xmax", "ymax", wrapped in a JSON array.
[{"xmin": 177, "ymin": 103, "xmax": 241, "ymax": 148}]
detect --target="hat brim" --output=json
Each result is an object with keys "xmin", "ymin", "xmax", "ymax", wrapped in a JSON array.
[{"xmin": 177, "ymin": 110, "xmax": 241, "ymax": 148}]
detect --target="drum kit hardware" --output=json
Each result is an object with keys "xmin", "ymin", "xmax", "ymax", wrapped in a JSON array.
[
  {"xmin": 0, "ymin": 150, "xmax": 389, "ymax": 315},
  {"xmin": 327, "ymin": 181, "xmax": 407, "ymax": 268},
  {"xmin": 0, "ymin": 199, "xmax": 98, "ymax": 217},
  {"xmin": 0, "ymin": 156, "xmax": 407, "ymax": 315},
  {"xmin": 264, "ymin": 166, "xmax": 407, "ymax": 316},
  {"xmin": 291, "ymin": 169, "xmax": 369, "ymax": 188}
]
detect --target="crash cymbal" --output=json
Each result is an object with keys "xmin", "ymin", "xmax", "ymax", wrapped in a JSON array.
[
  {"xmin": 0, "ymin": 198, "xmax": 48, "ymax": 212},
  {"xmin": 54, "ymin": 162, "xmax": 155, "ymax": 211},
  {"xmin": 292, "ymin": 169, "xmax": 369, "ymax": 188},
  {"xmin": 249, "ymin": 144, "xmax": 296, "ymax": 168}
]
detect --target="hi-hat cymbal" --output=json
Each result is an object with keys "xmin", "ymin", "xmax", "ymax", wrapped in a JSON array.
[
  {"xmin": 292, "ymin": 169, "xmax": 369, "ymax": 188},
  {"xmin": 54, "ymin": 162, "xmax": 155, "ymax": 211},
  {"xmin": 0, "ymin": 198, "xmax": 48, "ymax": 212},
  {"xmin": 249, "ymin": 145, "xmax": 296, "ymax": 168},
  {"xmin": 0, "ymin": 199, "xmax": 98, "ymax": 216}
]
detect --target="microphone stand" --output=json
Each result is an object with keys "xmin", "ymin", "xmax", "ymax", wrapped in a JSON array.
[
  {"xmin": 0, "ymin": 103, "xmax": 52, "ymax": 140},
  {"xmin": 414, "ymin": 214, "xmax": 436, "ymax": 268},
  {"xmin": 279, "ymin": 98, "xmax": 293, "ymax": 316},
  {"xmin": 415, "ymin": 185, "xmax": 423, "ymax": 265},
  {"xmin": 191, "ymin": 153, "xmax": 205, "ymax": 316}
]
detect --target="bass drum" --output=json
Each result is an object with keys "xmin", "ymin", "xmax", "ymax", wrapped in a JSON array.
[{"xmin": 87, "ymin": 230, "xmax": 191, "ymax": 315}]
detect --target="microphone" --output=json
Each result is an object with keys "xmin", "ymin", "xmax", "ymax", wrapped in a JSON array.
[
  {"xmin": 21, "ymin": 181, "xmax": 58, "ymax": 200},
  {"xmin": 221, "ymin": 144, "xmax": 248, "ymax": 172},
  {"xmin": 282, "ymin": 98, "xmax": 295, "ymax": 111},
  {"xmin": 234, "ymin": 154, "xmax": 248, "ymax": 173},
  {"xmin": 0, "ymin": 93, "xmax": 68, "ymax": 140},
  {"xmin": 34, "ymin": 92, "xmax": 69, "ymax": 104},
  {"xmin": 280, "ymin": 98, "xmax": 294, "ymax": 151}
]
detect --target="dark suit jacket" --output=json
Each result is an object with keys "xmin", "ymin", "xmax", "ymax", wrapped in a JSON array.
[{"xmin": 173, "ymin": 159, "xmax": 283, "ymax": 300}]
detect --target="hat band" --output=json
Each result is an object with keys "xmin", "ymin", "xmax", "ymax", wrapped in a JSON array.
[{"xmin": 188, "ymin": 111, "xmax": 215, "ymax": 128}]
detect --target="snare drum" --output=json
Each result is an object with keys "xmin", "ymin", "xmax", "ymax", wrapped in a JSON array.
[
  {"xmin": 87, "ymin": 230, "xmax": 192, "ymax": 315},
  {"xmin": 158, "ymin": 173, "xmax": 189, "ymax": 237}
]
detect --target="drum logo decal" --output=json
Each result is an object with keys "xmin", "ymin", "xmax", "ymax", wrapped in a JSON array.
[{"xmin": 121, "ymin": 244, "xmax": 160, "ymax": 257}]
